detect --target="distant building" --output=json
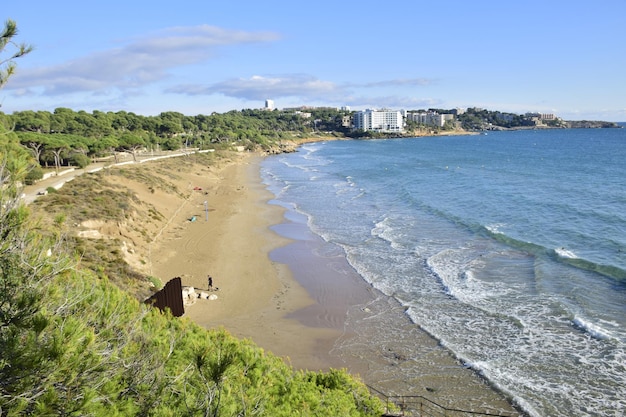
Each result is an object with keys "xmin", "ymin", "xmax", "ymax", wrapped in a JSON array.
[
  {"xmin": 264, "ymin": 99, "xmax": 275, "ymax": 110},
  {"xmin": 353, "ymin": 109, "xmax": 404, "ymax": 132},
  {"xmin": 451, "ymin": 107, "xmax": 466, "ymax": 115},
  {"xmin": 525, "ymin": 112, "xmax": 559, "ymax": 125},
  {"xmin": 294, "ymin": 111, "xmax": 311, "ymax": 118},
  {"xmin": 498, "ymin": 113, "xmax": 516, "ymax": 123},
  {"xmin": 406, "ymin": 111, "xmax": 454, "ymax": 127}
]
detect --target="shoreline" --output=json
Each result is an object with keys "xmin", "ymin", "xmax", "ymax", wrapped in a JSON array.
[
  {"xmin": 260, "ymin": 159, "xmax": 521, "ymax": 414},
  {"xmin": 147, "ymin": 149, "xmax": 521, "ymax": 414},
  {"xmin": 149, "ymin": 151, "xmax": 349, "ymax": 371}
]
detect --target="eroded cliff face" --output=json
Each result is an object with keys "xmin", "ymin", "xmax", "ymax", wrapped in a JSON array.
[{"xmin": 29, "ymin": 151, "xmax": 247, "ymax": 300}]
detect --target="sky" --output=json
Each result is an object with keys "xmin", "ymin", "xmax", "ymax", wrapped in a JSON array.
[{"xmin": 2, "ymin": 1, "xmax": 626, "ymax": 121}]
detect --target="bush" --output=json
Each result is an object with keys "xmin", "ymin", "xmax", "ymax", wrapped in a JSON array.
[
  {"xmin": 24, "ymin": 165, "xmax": 43, "ymax": 185},
  {"xmin": 69, "ymin": 153, "xmax": 91, "ymax": 169}
]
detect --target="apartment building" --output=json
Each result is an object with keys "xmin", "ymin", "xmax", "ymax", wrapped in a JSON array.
[
  {"xmin": 406, "ymin": 111, "xmax": 455, "ymax": 127},
  {"xmin": 353, "ymin": 109, "xmax": 404, "ymax": 132}
]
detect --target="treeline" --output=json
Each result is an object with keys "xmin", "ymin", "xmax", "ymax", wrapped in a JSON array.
[
  {"xmin": 0, "ymin": 107, "xmax": 350, "ymax": 174},
  {"xmin": 3, "ymin": 107, "xmax": 351, "ymax": 140},
  {"xmin": 6, "ymin": 105, "xmax": 614, "ymax": 181},
  {"xmin": 0, "ymin": 122, "xmax": 386, "ymax": 416},
  {"xmin": 454, "ymin": 108, "xmax": 620, "ymax": 130}
]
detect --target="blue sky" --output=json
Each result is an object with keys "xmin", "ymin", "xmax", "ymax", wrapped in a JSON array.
[{"xmin": 3, "ymin": 1, "xmax": 625, "ymax": 121}]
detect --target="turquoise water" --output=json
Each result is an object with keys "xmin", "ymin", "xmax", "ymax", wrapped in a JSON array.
[{"xmin": 261, "ymin": 129, "xmax": 626, "ymax": 417}]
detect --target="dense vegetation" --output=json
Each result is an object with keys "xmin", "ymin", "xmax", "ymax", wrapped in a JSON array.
[{"xmin": 0, "ymin": 107, "xmax": 350, "ymax": 174}]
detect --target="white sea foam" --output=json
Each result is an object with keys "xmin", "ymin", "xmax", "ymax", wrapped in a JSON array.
[
  {"xmin": 573, "ymin": 316, "xmax": 615, "ymax": 341},
  {"xmin": 426, "ymin": 249, "xmax": 459, "ymax": 297},
  {"xmin": 555, "ymin": 247, "xmax": 577, "ymax": 259},
  {"xmin": 486, "ymin": 222, "xmax": 507, "ymax": 234},
  {"xmin": 462, "ymin": 269, "xmax": 476, "ymax": 283},
  {"xmin": 300, "ymin": 143, "xmax": 320, "ymax": 154},
  {"xmin": 371, "ymin": 217, "xmax": 396, "ymax": 245},
  {"xmin": 352, "ymin": 191, "xmax": 365, "ymax": 200},
  {"xmin": 427, "ymin": 248, "xmax": 499, "ymax": 304}
]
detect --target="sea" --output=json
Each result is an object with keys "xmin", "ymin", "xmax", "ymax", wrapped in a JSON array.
[{"xmin": 260, "ymin": 128, "xmax": 626, "ymax": 417}]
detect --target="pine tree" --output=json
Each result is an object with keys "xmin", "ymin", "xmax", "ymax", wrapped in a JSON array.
[{"xmin": 0, "ymin": 19, "xmax": 33, "ymax": 90}]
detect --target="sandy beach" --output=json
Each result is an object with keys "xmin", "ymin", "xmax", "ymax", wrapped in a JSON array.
[
  {"xmin": 141, "ymin": 150, "xmax": 520, "ymax": 414},
  {"xmin": 147, "ymin": 151, "xmax": 368, "ymax": 371}
]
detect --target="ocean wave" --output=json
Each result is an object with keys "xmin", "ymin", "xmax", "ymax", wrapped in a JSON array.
[
  {"xmin": 371, "ymin": 217, "xmax": 394, "ymax": 243},
  {"xmin": 555, "ymin": 247, "xmax": 577, "ymax": 259},
  {"xmin": 424, "ymin": 247, "xmax": 504, "ymax": 305},
  {"xmin": 425, "ymin": 249, "xmax": 460, "ymax": 297},
  {"xmin": 485, "ymin": 222, "xmax": 508, "ymax": 235},
  {"xmin": 572, "ymin": 316, "xmax": 617, "ymax": 341},
  {"xmin": 482, "ymin": 224, "xmax": 626, "ymax": 281},
  {"xmin": 280, "ymin": 159, "xmax": 317, "ymax": 171},
  {"xmin": 560, "ymin": 256, "xmax": 626, "ymax": 281},
  {"xmin": 300, "ymin": 143, "xmax": 322, "ymax": 155}
]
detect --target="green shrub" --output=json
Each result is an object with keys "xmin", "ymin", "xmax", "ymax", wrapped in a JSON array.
[
  {"xmin": 69, "ymin": 153, "xmax": 91, "ymax": 169},
  {"xmin": 147, "ymin": 276, "xmax": 162, "ymax": 289},
  {"xmin": 24, "ymin": 165, "xmax": 43, "ymax": 185}
]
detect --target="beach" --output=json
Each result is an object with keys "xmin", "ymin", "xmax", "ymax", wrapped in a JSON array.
[
  {"xmin": 143, "ymin": 149, "xmax": 520, "ymax": 415},
  {"xmin": 148, "ymin": 151, "xmax": 367, "ymax": 371}
]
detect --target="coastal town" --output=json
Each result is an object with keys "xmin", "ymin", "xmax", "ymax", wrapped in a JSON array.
[{"xmin": 263, "ymin": 99, "xmax": 620, "ymax": 134}]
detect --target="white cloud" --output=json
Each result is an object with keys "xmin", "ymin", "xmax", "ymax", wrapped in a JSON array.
[
  {"xmin": 356, "ymin": 78, "xmax": 437, "ymax": 88},
  {"xmin": 168, "ymin": 74, "xmax": 344, "ymax": 101},
  {"xmin": 7, "ymin": 25, "xmax": 281, "ymax": 96},
  {"xmin": 167, "ymin": 74, "xmax": 439, "ymax": 108}
]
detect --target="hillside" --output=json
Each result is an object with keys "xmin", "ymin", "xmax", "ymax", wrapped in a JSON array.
[{"xmin": 0, "ymin": 145, "xmax": 387, "ymax": 416}]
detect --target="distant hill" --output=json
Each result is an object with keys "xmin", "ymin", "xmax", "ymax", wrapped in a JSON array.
[{"xmin": 564, "ymin": 120, "xmax": 622, "ymax": 128}]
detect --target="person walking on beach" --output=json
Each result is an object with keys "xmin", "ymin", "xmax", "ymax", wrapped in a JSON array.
[{"xmin": 207, "ymin": 275, "xmax": 213, "ymax": 291}]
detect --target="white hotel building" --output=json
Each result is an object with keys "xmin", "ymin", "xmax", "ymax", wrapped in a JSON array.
[
  {"xmin": 406, "ymin": 111, "xmax": 455, "ymax": 128},
  {"xmin": 352, "ymin": 109, "xmax": 405, "ymax": 133}
]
